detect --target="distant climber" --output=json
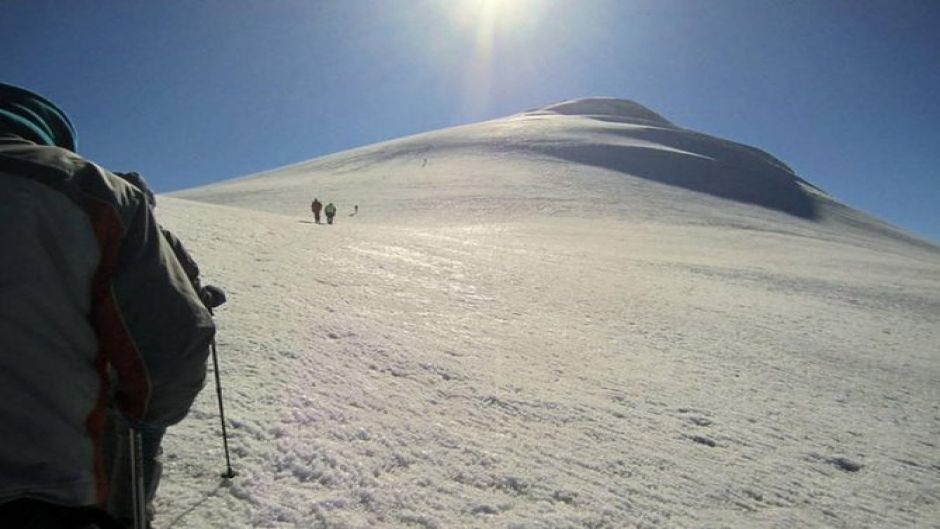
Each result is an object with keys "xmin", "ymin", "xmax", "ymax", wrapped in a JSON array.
[
  {"xmin": 311, "ymin": 198, "xmax": 323, "ymax": 223},
  {"xmin": 350, "ymin": 204, "xmax": 358, "ymax": 216},
  {"xmin": 325, "ymin": 202, "xmax": 337, "ymax": 225}
]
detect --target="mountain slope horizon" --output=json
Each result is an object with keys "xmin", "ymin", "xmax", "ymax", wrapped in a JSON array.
[{"xmin": 174, "ymin": 97, "xmax": 938, "ymax": 255}]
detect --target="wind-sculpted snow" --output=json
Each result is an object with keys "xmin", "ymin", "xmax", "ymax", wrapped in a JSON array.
[
  {"xmin": 503, "ymin": 114, "xmax": 818, "ymax": 219},
  {"xmin": 150, "ymin": 194, "xmax": 940, "ymax": 529},
  {"xmin": 525, "ymin": 98, "xmax": 676, "ymax": 127}
]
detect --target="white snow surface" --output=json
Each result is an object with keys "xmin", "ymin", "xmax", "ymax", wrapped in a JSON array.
[{"xmin": 159, "ymin": 99, "xmax": 940, "ymax": 528}]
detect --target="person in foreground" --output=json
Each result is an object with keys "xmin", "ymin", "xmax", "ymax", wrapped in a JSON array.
[
  {"xmin": 109, "ymin": 171, "xmax": 227, "ymax": 527},
  {"xmin": 0, "ymin": 83, "xmax": 215, "ymax": 528}
]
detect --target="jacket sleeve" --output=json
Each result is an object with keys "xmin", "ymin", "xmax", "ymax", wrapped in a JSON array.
[
  {"xmin": 160, "ymin": 227, "xmax": 202, "ymax": 290},
  {"xmin": 104, "ymin": 195, "xmax": 215, "ymax": 428}
]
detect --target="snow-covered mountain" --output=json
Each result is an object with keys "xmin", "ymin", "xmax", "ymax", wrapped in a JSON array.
[
  {"xmin": 161, "ymin": 98, "xmax": 940, "ymax": 528},
  {"xmin": 176, "ymin": 97, "xmax": 936, "ymax": 254}
]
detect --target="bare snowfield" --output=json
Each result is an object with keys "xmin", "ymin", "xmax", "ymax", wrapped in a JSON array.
[{"xmin": 157, "ymin": 99, "xmax": 940, "ymax": 528}]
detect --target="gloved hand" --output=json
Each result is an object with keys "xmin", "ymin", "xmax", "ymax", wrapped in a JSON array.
[{"xmin": 200, "ymin": 285, "xmax": 227, "ymax": 309}]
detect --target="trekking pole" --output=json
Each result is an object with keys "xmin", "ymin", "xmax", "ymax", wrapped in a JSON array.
[
  {"xmin": 211, "ymin": 337, "xmax": 237, "ymax": 478},
  {"xmin": 128, "ymin": 428, "xmax": 147, "ymax": 529}
]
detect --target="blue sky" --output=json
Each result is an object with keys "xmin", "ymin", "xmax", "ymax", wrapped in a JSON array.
[{"xmin": 3, "ymin": 0, "xmax": 938, "ymax": 242}]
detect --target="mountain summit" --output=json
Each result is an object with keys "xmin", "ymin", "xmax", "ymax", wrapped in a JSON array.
[{"xmin": 526, "ymin": 97, "xmax": 676, "ymax": 127}]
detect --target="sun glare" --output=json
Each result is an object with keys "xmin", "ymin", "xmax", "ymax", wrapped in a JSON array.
[
  {"xmin": 451, "ymin": 0, "xmax": 546, "ymax": 119},
  {"xmin": 458, "ymin": 0, "xmax": 534, "ymax": 29}
]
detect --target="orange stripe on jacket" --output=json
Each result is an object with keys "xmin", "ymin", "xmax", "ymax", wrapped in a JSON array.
[{"xmin": 84, "ymin": 197, "xmax": 152, "ymax": 505}]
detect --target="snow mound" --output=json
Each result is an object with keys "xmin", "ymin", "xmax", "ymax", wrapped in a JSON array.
[{"xmin": 527, "ymin": 97, "xmax": 675, "ymax": 127}]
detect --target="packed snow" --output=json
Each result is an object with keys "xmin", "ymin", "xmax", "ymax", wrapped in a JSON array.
[{"xmin": 155, "ymin": 99, "xmax": 940, "ymax": 528}]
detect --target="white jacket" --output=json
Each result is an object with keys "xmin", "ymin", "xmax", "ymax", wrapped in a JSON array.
[{"xmin": 0, "ymin": 135, "xmax": 214, "ymax": 507}]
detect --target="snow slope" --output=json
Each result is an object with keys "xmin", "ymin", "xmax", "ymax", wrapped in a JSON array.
[{"xmin": 159, "ymin": 99, "xmax": 940, "ymax": 528}]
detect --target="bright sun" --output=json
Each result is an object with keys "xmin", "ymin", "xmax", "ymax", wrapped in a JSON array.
[{"xmin": 458, "ymin": 0, "xmax": 537, "ymax": 30}]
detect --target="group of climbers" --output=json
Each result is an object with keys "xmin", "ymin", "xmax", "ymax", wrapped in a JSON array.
[{"xmin": 310, "ymin": 197, "xmax": 344, "ymax": 224}]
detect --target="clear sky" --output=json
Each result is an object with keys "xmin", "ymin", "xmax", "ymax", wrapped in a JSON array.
[{"xmin": 3, "ymin": 0, "xmax": 938, "ymax": 242}]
